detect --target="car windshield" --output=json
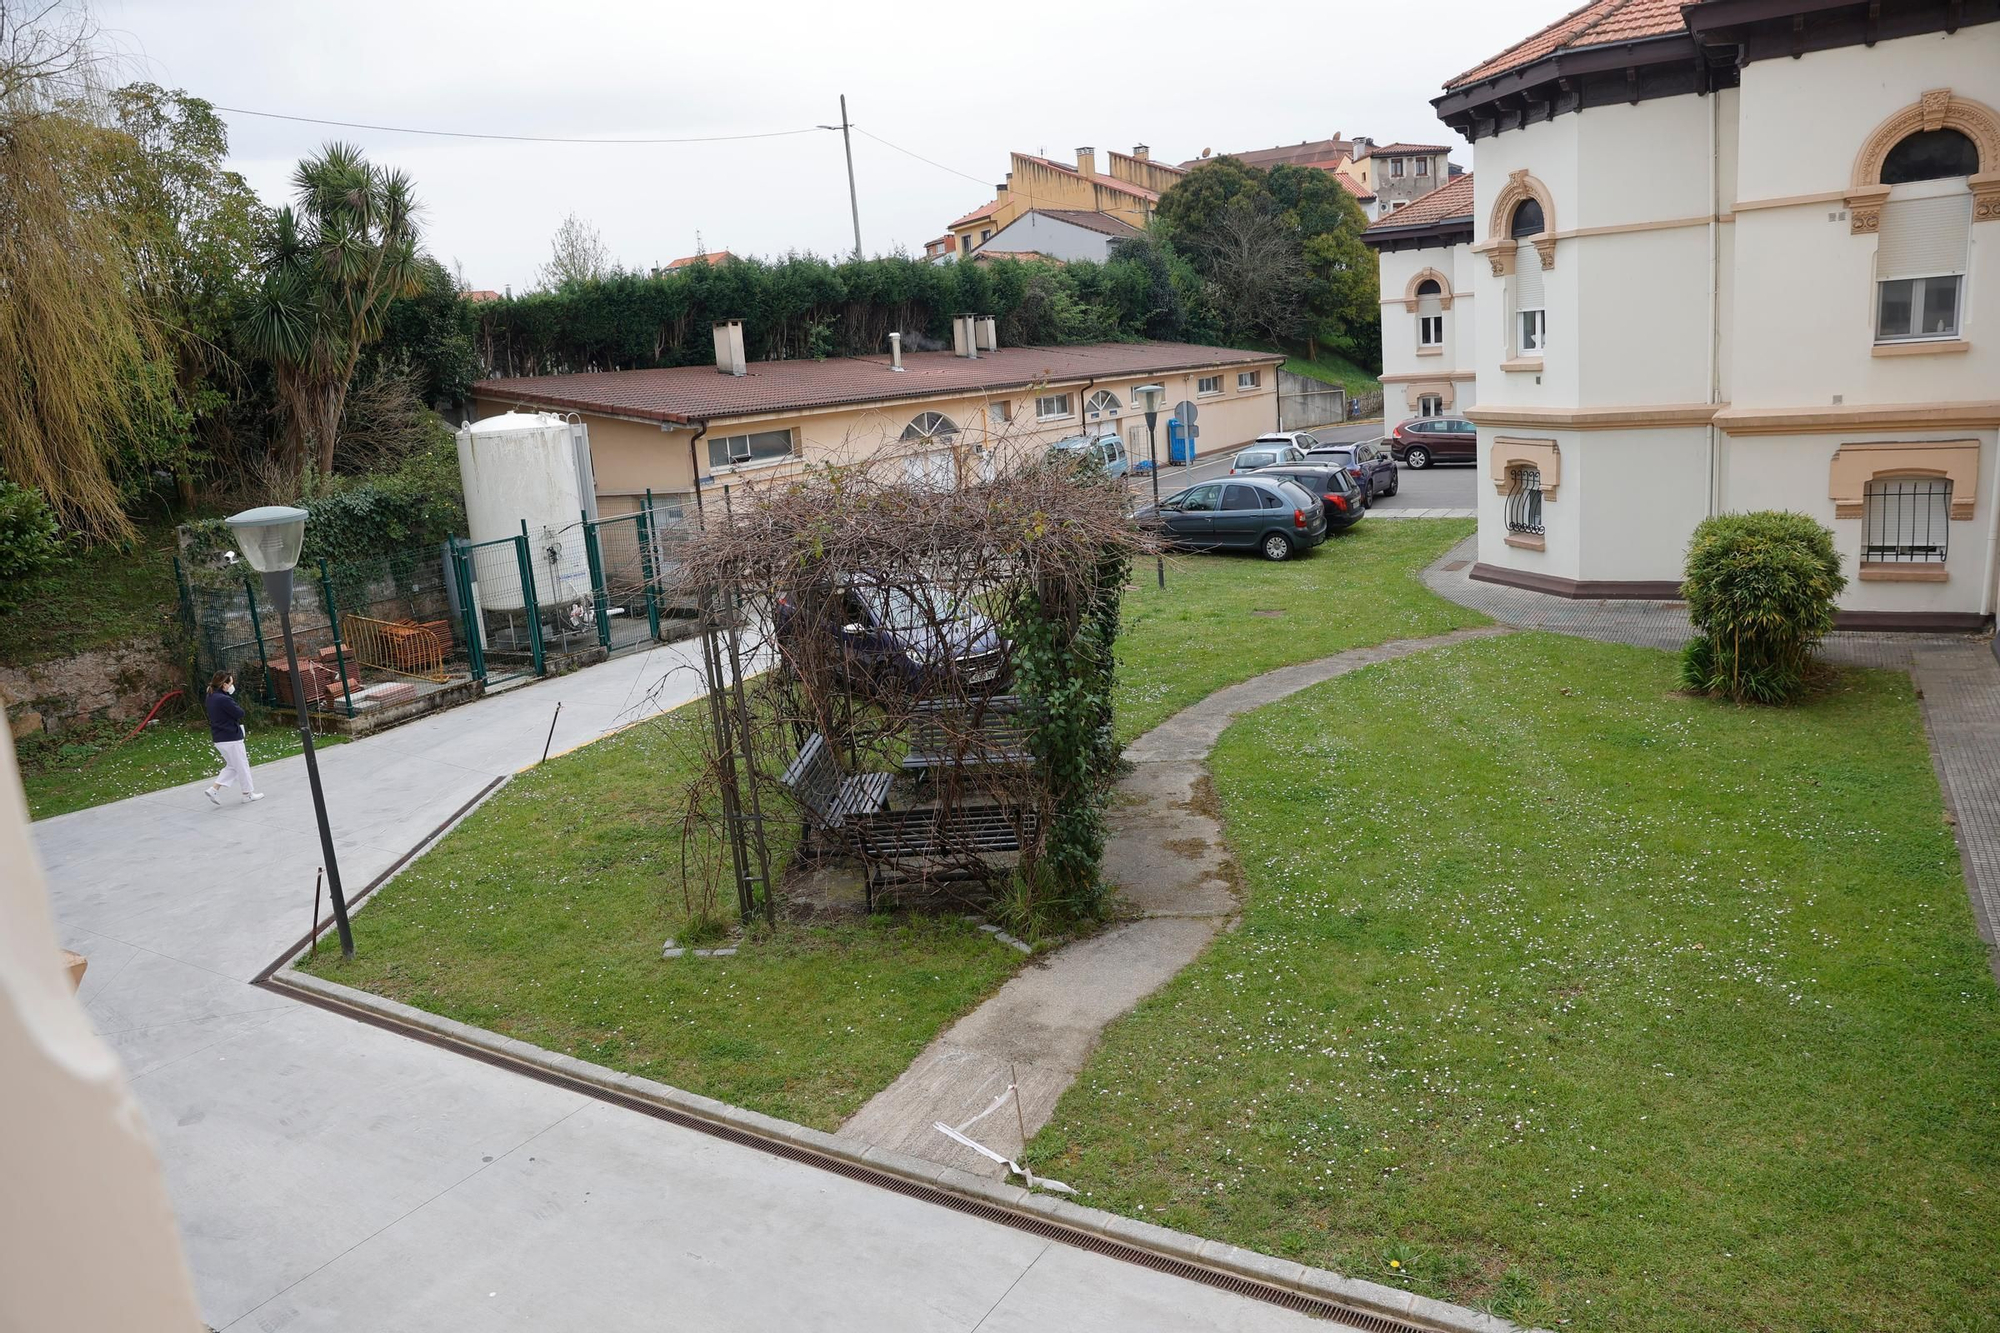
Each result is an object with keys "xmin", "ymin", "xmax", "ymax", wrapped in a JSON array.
[
  {"xmin": 855, "ymin": 582, "xmax": 966, "ymax": 628},
  {"xmin": 1240, "ymin": 451, "xmax": 1273, "ymax": 466}
]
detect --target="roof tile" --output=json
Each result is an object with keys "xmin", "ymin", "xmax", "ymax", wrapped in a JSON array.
[
  {"xmin": 474, "ymin": 342, "xmax": 1283, "ymax": 425},
  {"xmin": 1364, "ymin": 173, "xmax": 1476, "ymax": 233},
  {"xmin": 1446, "ymin": 0, "xmax": 1686, "ymax": 89}
]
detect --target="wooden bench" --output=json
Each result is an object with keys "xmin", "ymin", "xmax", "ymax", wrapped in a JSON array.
[
  {"xmin": 901, "ymin": 695, "xmax": 1032, "ymax": 774},
  {"xmin": 780, "ymin": 732, "xmax": 1036, "ymax": 910}
]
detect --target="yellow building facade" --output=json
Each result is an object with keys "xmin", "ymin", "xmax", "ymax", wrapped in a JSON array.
[{"xmin": 946, "ymin": 146, "xmax": 1185, "ymax": 257}]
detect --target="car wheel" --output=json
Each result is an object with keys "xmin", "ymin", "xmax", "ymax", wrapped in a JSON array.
[
  {"xmin": 1260, "ymin": 532, "xmax": 1293, "ymax": 562},
  {"xmin": 1387, "ymin": 473, "xmax": 1400, "ymax": 497},
  {"xmin": 1406, "ymin": 445, "xmax": 1432, "ymax": 469}
]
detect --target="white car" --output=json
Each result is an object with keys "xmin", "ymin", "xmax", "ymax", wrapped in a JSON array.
[{"xmin": 1229, "ymin": 440, "xmax": 1311, "ymax": 474}]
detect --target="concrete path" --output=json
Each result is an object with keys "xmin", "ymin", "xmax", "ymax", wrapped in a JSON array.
[
  {"xmin": 30, "ymin": 639, "xmax": 1339, "ymax": 1332},
  {"xmin": 840, "ymin": 627, "xmax": 1513, "ymax": 1176},
  {"xmin": 1424, "ymin": 536, "xmax": 2000, "ymax": 976}
]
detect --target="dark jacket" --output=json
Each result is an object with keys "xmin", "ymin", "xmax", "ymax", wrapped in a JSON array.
[{"xmin": 206, "ymin": 689, "xmax": 246, "ymax": 743}]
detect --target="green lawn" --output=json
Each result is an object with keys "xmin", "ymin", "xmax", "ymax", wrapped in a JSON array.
[
  {"xmin": 297, "ymin": 700, "xmax": 1025, "ymax": 1130},
  {"xmin": 0, "ymin": 514, "xmax": 183, "ymax": 667},
  {"xmin": 298, "ymin": 520, "xmax": 1482, "ymax": 1128},
  {"xmin": 1115, "ymin": 520, "xmax": 1480, "ymax": 742},
  {"xmin": 19, "ymin": 714, "xmax": 344, "ymax": 820},
  {"xmin": 1027, "ymin": 634, "xmax": 2000, "ymax": 1332}
]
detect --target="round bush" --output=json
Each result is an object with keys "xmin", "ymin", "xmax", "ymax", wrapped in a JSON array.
[
  {"xmin": 1679, "ymin": 511, "xmax": 1845, "ymax": 704},
  {"xmin": 0, "ymin": 479, "xmax": 66, "ymax": 608}
]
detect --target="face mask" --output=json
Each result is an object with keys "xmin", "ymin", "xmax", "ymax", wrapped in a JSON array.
[{"xmin": 224, "ymin": 685, "xmax": 235, "ymax": 695}]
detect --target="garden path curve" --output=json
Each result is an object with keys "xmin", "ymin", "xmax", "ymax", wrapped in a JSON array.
[{"xmin": 839, "ymin": 625, "xmax": 1514, "ymax": 1177}]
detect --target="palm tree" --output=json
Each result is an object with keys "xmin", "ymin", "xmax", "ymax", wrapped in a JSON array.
[{"xmin": 243, "ymin": 142, "xmax": 423, "ymax": 482}]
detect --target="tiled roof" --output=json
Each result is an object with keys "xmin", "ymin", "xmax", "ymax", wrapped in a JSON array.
[
  {"xmin": 1179, "ymin": 137, "xmax": 1356, "ymax": 171},
  {"xmin": 1446, "ymin": 0, "xmax": 1688, "ymax": 89},
  {"xmin": 474, "ymin": 342, "xmax": 1283, "ymax": 425},
  {"xmin": 1332, "ymin": 172, "xmax": 1376, "ymax": 201},
  {"xmin": 949, "ymin": 200, "xmax": 1001, "ymax": 228},
  {"xmin": 1354, "ymin": 142, "xmax": 1453, "ymax": 159},
  {"xmin": 461, "ymin": 289, "xmax": 502, "ymax": 302},
  {"xmin": 1364, "ymin": 173, "xmax": 1476, "ymax": 232},
  {"xmin": 665, "ymin": 251, "xmax": 733, "ymax": 269},
  {"xmin": 1033, "ymin": 209, "xmax": 1145, "ymax": 238}
]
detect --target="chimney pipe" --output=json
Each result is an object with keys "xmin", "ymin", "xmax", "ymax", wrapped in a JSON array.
[
  {"xmin": 952, "ymin": 315, "xmax": 976, "ymax": 359},
  {"xmin": 1132, "ymin": 144, "xmax": 1149, "ymax": 161},
  {"xmin": 712, "ymin": 319, "xmax": 746, "ymax": 377},
  {"xmin": 976, "ymin": 316, "xmax": 997, "ymax": 353},
  {"xmin": 1076, "ymin": 146, "xmax": 1096, "ymax": 179},
  {"xmin": 889, "ymin": 331, "xmax": 904, "ymax": 372}
]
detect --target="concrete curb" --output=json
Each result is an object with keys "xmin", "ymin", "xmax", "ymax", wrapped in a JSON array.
[{"xmin": 267, "ymin": 966, "xmax": 1541, "ymax": 1333}]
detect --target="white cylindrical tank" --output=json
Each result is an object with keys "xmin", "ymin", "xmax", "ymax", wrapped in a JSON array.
[{"xmin": 455, "ymin": 411, "xmax": 593, "ymax": 613}]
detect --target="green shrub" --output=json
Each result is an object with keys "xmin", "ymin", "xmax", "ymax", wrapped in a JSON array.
[
  {"xmin": 1679, "ymin": 510, "xmax": 1845, "ymax": 704},
  {"xmin": 0, "ymin": 480, "xmax": 67, "ymax": 610}
]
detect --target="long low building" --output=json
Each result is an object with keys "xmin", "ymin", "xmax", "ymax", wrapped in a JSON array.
[{"xmin": 470, "ymin": 325, "xmax": 1284, "ymax": 518}]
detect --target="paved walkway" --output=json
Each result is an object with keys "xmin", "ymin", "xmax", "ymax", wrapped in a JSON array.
[
  {"xmin": 1425, "ymin": 537, "xmax": 2000, "ymax": 972},
  {"xmin": 31, "ymin": 639, "xmax": 1337, "ymax": 1332},
  {"xmin": 840, "ymin": 627, "xmax": 1513, "ymax": 1176}
]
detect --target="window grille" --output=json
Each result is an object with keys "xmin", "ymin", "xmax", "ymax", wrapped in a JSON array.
[
  {"xmin": 1862, "ymin": 477, "xmax": 1951, "ymax": 563},
  {"xmin": 1505, "ymin": 466, "xmax": 1543, "ymax": 535}
]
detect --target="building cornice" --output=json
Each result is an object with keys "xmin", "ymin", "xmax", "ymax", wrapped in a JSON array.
[
  {"xmin": 1713, "ymin": 400, "xmax": 2000, "ymax": 436},
  {"xmin": 1466, "ymin": 404, "xmax": 1721, "ymax": 429}
]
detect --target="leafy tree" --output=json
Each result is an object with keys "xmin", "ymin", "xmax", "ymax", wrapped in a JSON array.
[
  {"xmin": 1153, "ymin": 156, "xmax": 1381, "ymax": 366},
  {"xmin": 371, "ymin": 255, "xmax": 479, "ymax": 415},
  {"xmin": 536, "ymin": 211, "xmax": 610, "ymax": 290},
  {"xmin": 242, "ymin": 142, "xmax": 424, "ymax": 483},
  {"xmin": 0, "ymin": 2, "xmax": 177, "ymax": 541}
]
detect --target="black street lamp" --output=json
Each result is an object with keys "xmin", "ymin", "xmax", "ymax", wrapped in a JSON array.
[
  {"xmin": 1134, "ymin": 383, "xmax": 1166, "ymax": 589},
  {"xmin": 226, "ymin": 505, "xmax": 354, "ymax": 958}
]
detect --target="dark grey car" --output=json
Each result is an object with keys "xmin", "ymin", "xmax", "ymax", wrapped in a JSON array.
[
  {"xmin": 1135, "ymin": 477, "xmax": 1328, "ymax": 561},
  {"xmin": 1305, "ymin": 440, "xmax": 1398, "ymax": 502}
]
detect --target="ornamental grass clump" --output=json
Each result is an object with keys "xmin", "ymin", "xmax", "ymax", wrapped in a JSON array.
[{"xmin": 1679, "ymin": 510, "xmax": 1845, "ymax": 704}]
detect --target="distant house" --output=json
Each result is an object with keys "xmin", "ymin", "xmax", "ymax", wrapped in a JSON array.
[
  {"xmin": 664, "ymin": 251, "xmax": 734, "ymax": 271},
  {"xmin": 1185, "ymin": 134, "xmax": 1452, "ymax": 221},
  {"xmin": 943, "ymin": 145, "xmax": 1183, "ymax": 257},
  {"xmin": 970, "ymin": 209, "xmax": 1143, "ymax": 264},
  {"xmin": 922, "ymin": 235, "xmax": 955, "ymax": 263},
  {"xmin": 461, "ymin": 289, "xmax": 503, "ymax": 303}
]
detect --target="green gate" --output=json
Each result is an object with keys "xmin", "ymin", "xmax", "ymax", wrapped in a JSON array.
[
  {"xmin": 576, "ymin": 492, "xmax": 691, "ymax": 659},
  {"xmin": 449, "ymin": 533, "xmax": 544, "ymax": 685}
]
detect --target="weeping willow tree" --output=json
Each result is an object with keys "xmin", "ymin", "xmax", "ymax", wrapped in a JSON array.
[
  {"xmin": 241, "ymin": 143, "xmax": 424, "ymax": 483},
  {"xmin": 0, "ymin": 2, "xmax": 176, "ymax": 542}
]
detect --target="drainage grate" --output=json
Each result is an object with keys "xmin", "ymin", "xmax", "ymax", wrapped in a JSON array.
[{"xmin": 264, "ymin": 978, "xmax": 1439, "ymax": 1332}]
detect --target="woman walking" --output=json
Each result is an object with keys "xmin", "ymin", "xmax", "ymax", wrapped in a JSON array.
[{"xmin": 202, "ymin": 672, "xmax": 264, "ymax": 806}]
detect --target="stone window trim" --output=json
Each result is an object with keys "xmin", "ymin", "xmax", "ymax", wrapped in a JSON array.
[
  {"xmin": 1846, "ymin": 89, "xmax": 2000, "ymax": 233},
  {"xmin": 1473, "ymin": 170, "xmax": 1558, "ymax": 276},
  {"xmin": 1401, "ymin": 268, "xmax": 1456, "ymax": 311},
  {"xmin": 1490, "ymin": 436, "xmax": 1560, "ymax": 500},
  {"xmin": 1405, "ymin": 380, "xmax": 1458, "ymax": 412},
  {"xmin": 1830, "ymin": 439, "xmax": 1977, "ymax": 521}
]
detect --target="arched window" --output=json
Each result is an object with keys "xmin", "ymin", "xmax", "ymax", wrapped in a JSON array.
[
  {"xmin": 900, "ymin": 411, "xmax": 958, "ymax": 443},
  {"xmin": 1881, "ymin": 129, "xmax": 1979, "ymax": 184},
  {"xmin": 1416, "ymin": 279, "xmax": 1444, "ymax": 349},
  {"xmin": 1085, "ymin": 390, "xmax": 1122, "ymax": 419},
  {"xmin": 1415, "ymin": 278, "xmax": 1442, "ymax": 297},
  {"xmin": 1509, "ymin": 198, "xmax": 1545, "ymax": 238}
]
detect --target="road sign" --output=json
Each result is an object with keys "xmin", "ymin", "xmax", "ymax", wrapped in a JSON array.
[{"xmin": 1172, "ymin": 400, "xmax": 1198, "ymax": 427}]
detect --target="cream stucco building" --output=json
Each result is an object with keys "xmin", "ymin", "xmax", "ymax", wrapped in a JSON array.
[
  {"xmin": 471, "ymin": 326, "xmax": 1282, "ymax": 518},
  {"xmin": 1368, "ymin": 0, "xmax": 2000, "ymax": 629}
]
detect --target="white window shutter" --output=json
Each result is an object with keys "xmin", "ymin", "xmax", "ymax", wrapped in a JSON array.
[
  {"xmin": 1417, "ymin": 294, "xmax": 1442, "ymax": 318},
  {"xmin": 1514, "ymin": 241, "xmax": 1545, "ymax": 308},
  {"xmin": 1877, "ymin": 193, "xmax": 1971, "ymax": 278}
]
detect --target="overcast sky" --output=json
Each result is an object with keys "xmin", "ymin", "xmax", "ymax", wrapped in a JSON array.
[{"xmin": 95, "ymin": 0, "xmax": 1549, "ymax": 292}]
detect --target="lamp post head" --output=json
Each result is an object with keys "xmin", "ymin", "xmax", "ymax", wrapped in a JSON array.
[
  {"xmin": 1133, "ymin": 383, "xmax": 1163, "ymax": 415},
  {"xmin": 225, "ymin": 506, "xmax": 309, "ymax": 575}
]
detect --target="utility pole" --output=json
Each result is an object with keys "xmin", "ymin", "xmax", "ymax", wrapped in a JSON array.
[{"xmin": 824, "ymin": 95, "xmax": 863, "ymax": 260}]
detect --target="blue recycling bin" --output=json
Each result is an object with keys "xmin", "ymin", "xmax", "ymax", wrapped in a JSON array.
[{"xmin": 1168, "ymin": 418, "xmax": 1196, "ymax": 464}]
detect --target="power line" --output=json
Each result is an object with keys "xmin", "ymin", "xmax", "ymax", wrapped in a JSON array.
[
  {"xmin": 851, "ymin": 126, "xmax": 989, "ymax": 186},
  {"xmin": 210, "ymin": 105, "xmax": 830, "ymax": 146}
]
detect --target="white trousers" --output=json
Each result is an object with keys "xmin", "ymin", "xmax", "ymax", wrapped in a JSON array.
[{"xmin": 211, "ymin": 739, "xmax": 256, "ymax": 795}]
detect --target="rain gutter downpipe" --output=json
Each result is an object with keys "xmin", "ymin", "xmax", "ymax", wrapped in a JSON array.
[{"xmin": 1706, "ymin": 75, "xmax": 1721, "ymax": 519}]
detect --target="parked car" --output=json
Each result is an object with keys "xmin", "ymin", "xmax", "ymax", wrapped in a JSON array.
[
  {"xmin": 775, "ymin": 574, "xmax": 1010, "ymax": 695},
  {"xmin": 1388, "ymin": 415, "xmax": 1477, "ymax": 468},
  {"xmin": 1229, "ymin": 441, "xmax": 1310, "ymax": 474},
  {"xmin": 1134, "ymin": 476, "xmax": 1326, "ymax": 561},
  {"xmin": 1304, "ymin": 439, "xmax": 1398, "ymax": 501},
  {"xmin": 1252, "ymin": 430, "xmax": 1322, "ymax": 451},
  {"xmin": 1048, "ymin": 431, "xmax": 1130, "ymax": 478},
  {"xmin": 1259, "ymin": 464, "xmax": 1367, "ymax": 532}
]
